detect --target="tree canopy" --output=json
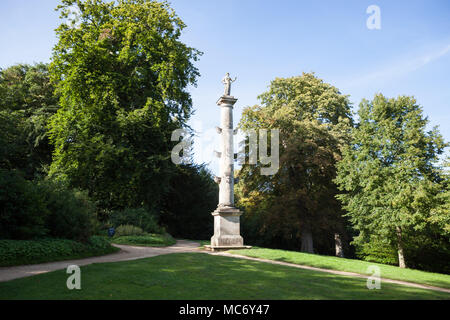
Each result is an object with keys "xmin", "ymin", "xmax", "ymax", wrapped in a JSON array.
[
  {"xmin": 237, "ymin": 73, "xmax": 353, "ymax": 254},
  {"xmin": 48, "ymin": 0, "xmax": 202, "ymax": 212},
  {"xmin": 335, "ymin": 94, "xmax": 448, "ymax": 268},
  {"xmin": 0, "ymin": 63, "xmax": 59, "ymax": 178}
]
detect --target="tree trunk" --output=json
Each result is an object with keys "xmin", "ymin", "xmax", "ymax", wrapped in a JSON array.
[
  {"xmin": 334, "ymin": 233, "xmax": 344, "ymax": 258},
  {"xmin": 396, "ymin": 226, "xmax": 407, "ymax": 268},
  {"xmin": 301, "ymin": 228, "xmax": 314, "ymax": 253}
]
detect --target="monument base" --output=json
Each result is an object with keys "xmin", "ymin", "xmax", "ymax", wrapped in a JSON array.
[
  {"xmin": 204, "ymin": 245, "xmax": 252, "ymax": 252},
  {"xmin": 208, "ymin": 206, "xmax": 251, "ymax": 251}
]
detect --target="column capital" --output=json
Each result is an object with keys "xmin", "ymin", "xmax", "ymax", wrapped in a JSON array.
[{"xmin": 217, "ymin": 95, "xmax": 238, "ymax": 107}]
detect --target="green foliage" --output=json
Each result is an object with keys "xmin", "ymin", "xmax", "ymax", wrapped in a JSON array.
[
  {"xmin": 109, "ymin": 207, "xmax": 162, "ymax": 234},
  {"xmin": 48, "ymin": 0, "xmax": 201, "ymax": 211},
  {"xmin": 428, "ymin": 158, "xmax": 450, "ymax": 237},
  {"xmin": 255, "ymin": 73, "xmax": 353, "ymax": 125},
  {"xmin": 0, "ymin": 169, "xmax": 97, "ymax": 241},
  {"xmin": 114, "ymin": 224, "xmax": 145, "ymax": 237},
  {"xmin": 0, "ymin": 63, "xmax": 58, "ymax": 112},
  {"xmin": 111, "ymin": 233, "xmax": 175, "ymax": 246},
  {"xmin": 355, "ymin": 238, "xmax": 399, "ymax": 266},
  {"xmin": 161, "ymin": 164, "xmax": 217, "ymax": 240},
  {"xmin": 0, "ymin": 170, "xmax": 49, "ymax": 239},
  {"xmin": 38, "ymin": 180, "xmax": 97, "ymax": 242},
  {"xmin": 335, "ymin": 94, "xmax": 448, "ymax": 268},
  {"xmin": 237, "ymin": 73, "xmax": 353, "ymax": 253},
  {"xmin": 0, "ymin": 63, "xmax": 59, "ymax": 179},
  {"xmin": 0, "ymin": 112, "xmax": 27, "ymax": 172},
  {"xmin": 402, "ymin": 232, "xmax": 450, "ymax": 274},
  {"xmin": 0, "ymin": 236, "xmax": 118, "ymax": 267},
  {"xmin": 355, "ymin": 232, "xmax": 450, "ymax": 274},
  {"xmin": 0, "ymin": 62, "xmax": 95, "ymax": 242}
]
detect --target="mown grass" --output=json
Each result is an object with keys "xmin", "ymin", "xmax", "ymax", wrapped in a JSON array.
[
  {"xmin": 0, "ymin": 253, "xmax": 448, "ymax": 300},
  {"xmin": 227, "ymin": 247, "xmax": 450, "ymax": 290},
  {"xmin": 111, "ymin": 233, "xmax": 176, "ymax": 247}
]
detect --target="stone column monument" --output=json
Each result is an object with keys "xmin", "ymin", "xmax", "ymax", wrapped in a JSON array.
[{"xmin": 206, "ymin": 73, "xmax": 251, "ymax": 252}]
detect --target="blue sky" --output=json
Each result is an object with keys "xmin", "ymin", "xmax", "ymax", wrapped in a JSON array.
[{"xmin": 1, "ymin": 0, "xmax": 449, "ymax": 174}]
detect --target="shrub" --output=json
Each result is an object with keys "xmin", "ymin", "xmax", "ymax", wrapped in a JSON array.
[
  {"xmin": 403, "ymin": 233, "xmax": 450, "ymax": 274},
  {"xmin": 0, "ymin": 236, "xmax": 118, "ymax": 267},
  {"xmin": 0, "ymin": 170, "xmax": 49, "ymax": 239},
  {"xmin": 114, "ymin": 225, "xmax": 145, "ymax": 237},
  {"xmin": 355, "ymin": 232, "xmax": 450, "ymax": 274},
  {"xmin": 0, "ymin": 170, "xmax": 96, "ymax": 242},
  {"xmin": 109, "ymin": 208, "xmax": 163, "ymax": 234},
  {"xmin": 112, "ymin": 233, "xmax": 176, "ymax": 247},
  {"xmin": 38, "ymin": 180, "xmax": 96, "ymax": 242},
  {"xmin": 355, "ymin": 238, "xmax": 399, "ymax": 266}
]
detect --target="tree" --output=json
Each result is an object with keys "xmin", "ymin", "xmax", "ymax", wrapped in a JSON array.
[
  {"xmin": 48, "ymin": 0, "xmax": 201, "ymax": 213},
  {"xmin": 237, "ymin": 73, "xmax": 353, "ymax": 254},
  {"xmin": 160, "ymin": 164, "xmax": 218, "ymax": 240},
  {"xmin": 0, "ymin": 63, "xmax": 59, "ymax": 178},
  {"xmin": 428, "ymin": 157, "xmax": 450, "ymax": 236},
  {"xmin": 335, "ymin": 94, "xmax": 447, "ymax": 268}
]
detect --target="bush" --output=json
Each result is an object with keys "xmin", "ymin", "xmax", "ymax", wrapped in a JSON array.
[
  {"xmin": 0, "ymin": 170, "xmax": 96, "ymax": 241},
  {"xmin": 38, "ymin": 180, "xmax": 96, "ymax": 242},
  {"xmin": 0, "ymin": 236, "xmax": 118, "ymax": 267},
  {"xmin": 403, "ymin": 233, "xmax": 450, "ymax": 274},
  {"xmin": 114, "ymin": 225, "xmax": 145, "ymax": 237},
  {"xmin": 0, "ymin": 170, "xmax": 49, "ymax": 239},
  {"xmin": 109, "ymin": 208, "xmax": 163, "ymax": 234},
  {"xmin": 355, "ymin": 232, "xmax": 450, "ymax": 274},
  {"xmin": 355, "ymin": 238, "xmax": 399, "ymax": 266},
  {"xmin": 112, "ymin": 233, "xmax": 176, "ymax": 247}
]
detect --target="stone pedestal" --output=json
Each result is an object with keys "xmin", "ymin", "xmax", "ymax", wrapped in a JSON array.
[
  {"xmin": 210, "ymin": 207, "xmax": 243, "ymax": 246},
  {"xmin": 207, "ymin": 207, "xmax": 251, "ymax": 251}
]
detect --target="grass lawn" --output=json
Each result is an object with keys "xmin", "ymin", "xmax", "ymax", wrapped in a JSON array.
[
  {"xmin": 227, "ymin": 248, "xmax": 450, "ymax": 290},
  {"xmin": 111, "ymin": 233, "xmax": 176, "ymax": 247},
  {"xmin": 0, "ymin": 253, "xmax": 448, "ymax": 300}
]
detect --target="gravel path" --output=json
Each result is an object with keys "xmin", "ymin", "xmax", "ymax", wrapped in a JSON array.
[{"xmin": 0, "ymin": 240, "xmax": 200, "ymax": 282}]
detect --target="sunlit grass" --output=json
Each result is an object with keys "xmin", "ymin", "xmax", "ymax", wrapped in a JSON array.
[
  {"xmin": 0, "ymin": 253, "xmax": 448, "ymax": 300},
  {"xmin": 228, "ymin": 248, "xmax": 450, "ymax": 290}
]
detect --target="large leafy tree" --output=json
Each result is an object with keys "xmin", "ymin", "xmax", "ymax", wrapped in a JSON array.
[
  {"xmin": 335, "ymin": 94, "xmax": 447, "ymax": 268},
  {"xmin": 48, "ymin": 0, "xmax": 201, "ymax": 212},
  {"xmin": 237, "ymin": 73, "xmax": 353, "ymax": 254},
  {"xmin": 0, "ymin": 63, "xmax": 59, "ymax": 179}
]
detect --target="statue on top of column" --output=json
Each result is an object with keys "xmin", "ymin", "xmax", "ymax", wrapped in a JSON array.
[{"xmin": 222, "ymin": 73, "xmax": 237, "ymax": 96}]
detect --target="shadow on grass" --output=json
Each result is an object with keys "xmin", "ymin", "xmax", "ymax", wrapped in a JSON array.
[
  {"xmin": 0, "ymin": 253, "xmax": 448, "ymax": 300},
  {"xmin": 229, "ymin": 248, "xmax": 450, "ymax": 290}
]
